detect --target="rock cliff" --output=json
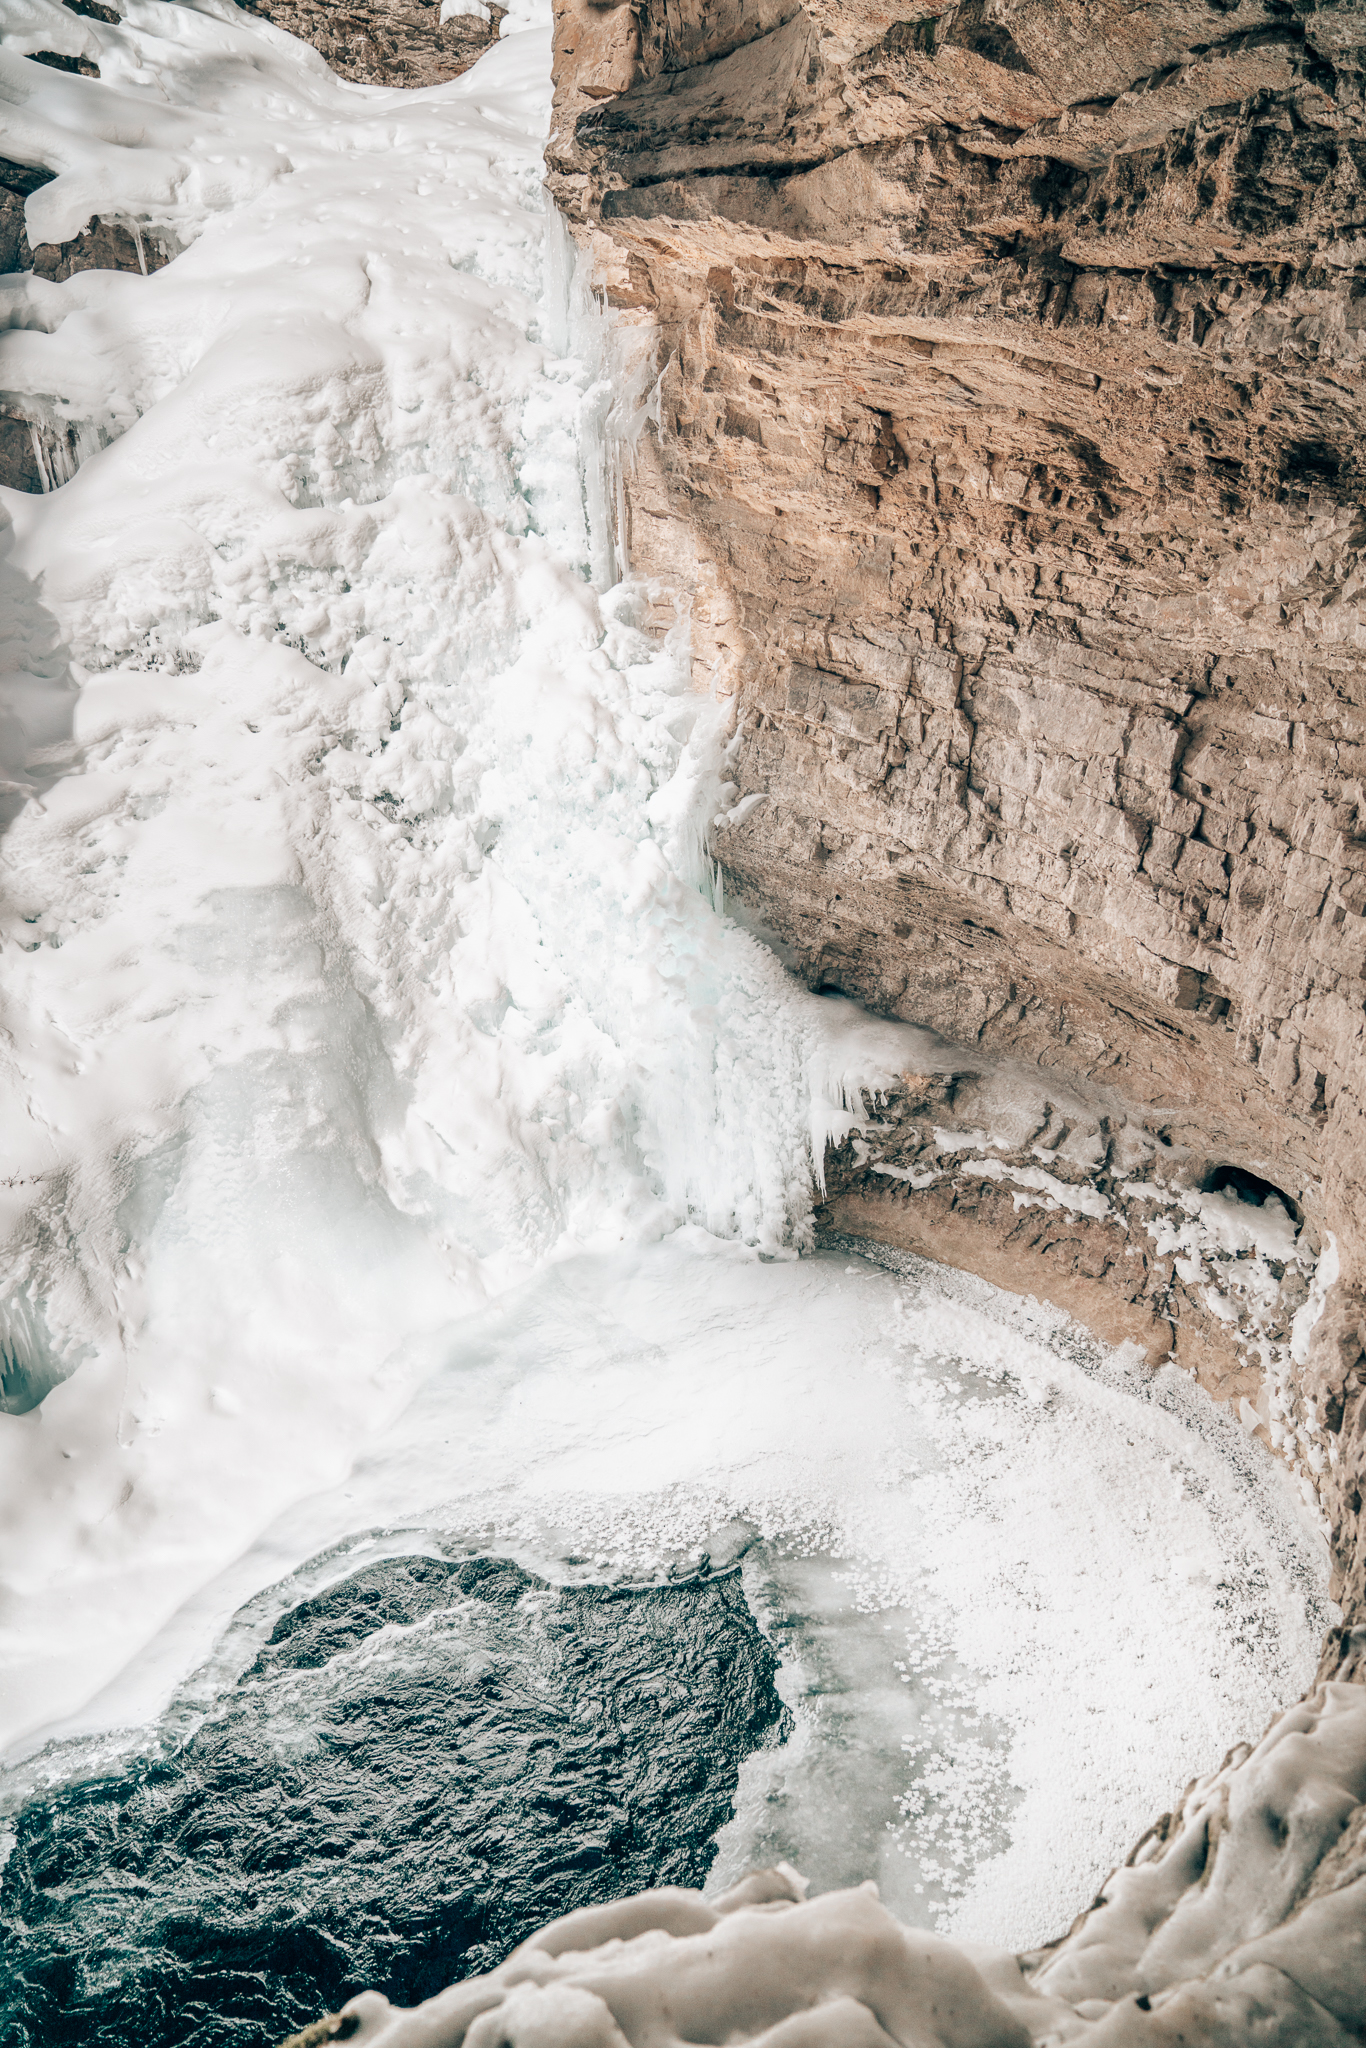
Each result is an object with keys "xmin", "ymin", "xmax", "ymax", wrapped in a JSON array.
[
  {"xmin": 542, "ymin": 12, "xmax": 1366, "ymax": 2005},
  {"xmin": 546, "ymin": 0, "xmax": 1366, "ymax": 1625}
]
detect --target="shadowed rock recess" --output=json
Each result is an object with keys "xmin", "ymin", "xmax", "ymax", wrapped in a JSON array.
[{"xmin": 0, "ymin": 1558, "xmax": 788, "ymax": 2047}]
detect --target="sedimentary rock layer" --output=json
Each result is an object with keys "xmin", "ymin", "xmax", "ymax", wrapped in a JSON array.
[{"xmin": 547, "ymin": 0, "xmax": 1366, "ymax": 1620}]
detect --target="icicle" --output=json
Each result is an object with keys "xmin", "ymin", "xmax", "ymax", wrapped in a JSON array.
[
  {"xmin": 26, "ymin": 419, "xmax": 52, "ymax": 493},
  {"xmin": 544, "ymin": 200, "xmax": 663, "ymax": 593}
]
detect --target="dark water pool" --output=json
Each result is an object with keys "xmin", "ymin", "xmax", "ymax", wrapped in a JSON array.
[{"xmin": 0, "ymin": 1554, "xmax": 788, "ymax": 2048}]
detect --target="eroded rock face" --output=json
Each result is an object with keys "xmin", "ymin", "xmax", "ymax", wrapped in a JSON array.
[
  {"xmin": 547, "ymin": 0, "xmax": 1366, "ymax": 1622},
  {"xmin": 236, "ymin": 0, "xmax": 505, "ymax": 87}
]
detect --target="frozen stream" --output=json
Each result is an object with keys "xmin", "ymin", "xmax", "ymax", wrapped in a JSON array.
[{"xmin": 0, "ymin": 0, "xmax": 1330, "ymax": 2030}]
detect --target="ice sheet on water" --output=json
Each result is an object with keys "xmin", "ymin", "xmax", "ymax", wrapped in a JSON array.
[{"xmin": 24, "ymin": 1242, "xmax": 1327, "ymax": 1955}]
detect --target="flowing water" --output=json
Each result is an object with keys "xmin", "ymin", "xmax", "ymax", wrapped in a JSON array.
[
  {"xmin": 2, "ymin": 1556, "xmax": 787, "ymax": 2045},
  {"xmin": 0, "ymin": 4, "xmax": 1332, "ymax": 2039}
]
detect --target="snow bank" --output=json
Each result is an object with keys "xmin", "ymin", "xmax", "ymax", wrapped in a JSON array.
[
  {"xmin": 311, "ymin": 1664, "xmax": 1366, "ymax": 2048},
  {"xmin": 338, "ymin": 1873, "xmax": 1047, "ymax": 2048}
]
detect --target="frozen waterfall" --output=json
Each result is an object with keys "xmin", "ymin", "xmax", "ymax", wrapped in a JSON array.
[{"xmin": 0, "ymin": 0, "xmax": 1331, "ymax": 2033}]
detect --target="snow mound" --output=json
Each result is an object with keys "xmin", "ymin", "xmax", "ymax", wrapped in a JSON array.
[
  {"xmin": 334, "ymin": 1872, "xmax": 1049, "ymax": 2048},
  {"xmin": 316, "ymin": 1666, "xmax": 1366, "ymax": 2048}
]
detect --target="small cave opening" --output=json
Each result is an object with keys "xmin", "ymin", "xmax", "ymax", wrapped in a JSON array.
[{"xmin": 1201, "ymin": 1163, "xmax": 1301, "ymax": 1226}]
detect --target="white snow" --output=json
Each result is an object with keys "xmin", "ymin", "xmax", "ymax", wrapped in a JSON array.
[
  {"xmin": 1141, "ymin": 1186, "xmax": 1304, "ymax": 1272},
  {"xmin": 0, "ymin": 0, "xmax": 900, "ymax": 1747},
  {"xmin": 954, "ymin": 1157, "xmax": 1113, "ymax": 1222},
  {"xmin": 932, "ymin": 1126, "xmax": 1004, "ymax": 1154},
  {"xmin": 0, "ymin": 0, "xmax": 1333, "ymax": 1970},
  {"xmin": 339, "ymin": 1877, "xmax": 1069, "ymax": 2048},
  {"xmin": 872, "ymin": 1162, "xmax": 939, "ymax": 1188}
]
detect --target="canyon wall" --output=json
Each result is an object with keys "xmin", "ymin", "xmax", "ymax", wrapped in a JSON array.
[{"xmin": 547, "ymin": 0, "xmax": 1366, "ymax": 1622}]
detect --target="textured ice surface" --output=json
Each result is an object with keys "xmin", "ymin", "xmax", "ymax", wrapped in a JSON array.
[
  {"xmin": 12, "ymin": 1243, "xmax": 1328, "ymax": 1967},
  {"xmin": 0, "ymin": 0, "xmax": 926, "ymax": 1748},
  {"xmin": 0, "ymin": 0, "xmax": 1333, "ymax": 2000}
]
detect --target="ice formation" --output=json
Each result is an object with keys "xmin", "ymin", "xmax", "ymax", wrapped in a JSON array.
[
  {"xmin": 0, "ymin": 0, "xmax": 1348, "ymax": 2028},
  {"xmin": 0, "ymin": 0, "xmax": 926, "ymax": 1747},
  {"xmin": 312, "ymin": 1666, "xmax": 1366, "ymax": 2048}
]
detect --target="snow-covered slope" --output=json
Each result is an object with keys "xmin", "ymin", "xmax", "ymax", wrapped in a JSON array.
[
  {"xmin": 0, "ymin": 0, "xmax": 890, "ymax": 1744},
  {"xmin": 0, "ymin": 0, "xmax": 1332, "ymax": 1971}
]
